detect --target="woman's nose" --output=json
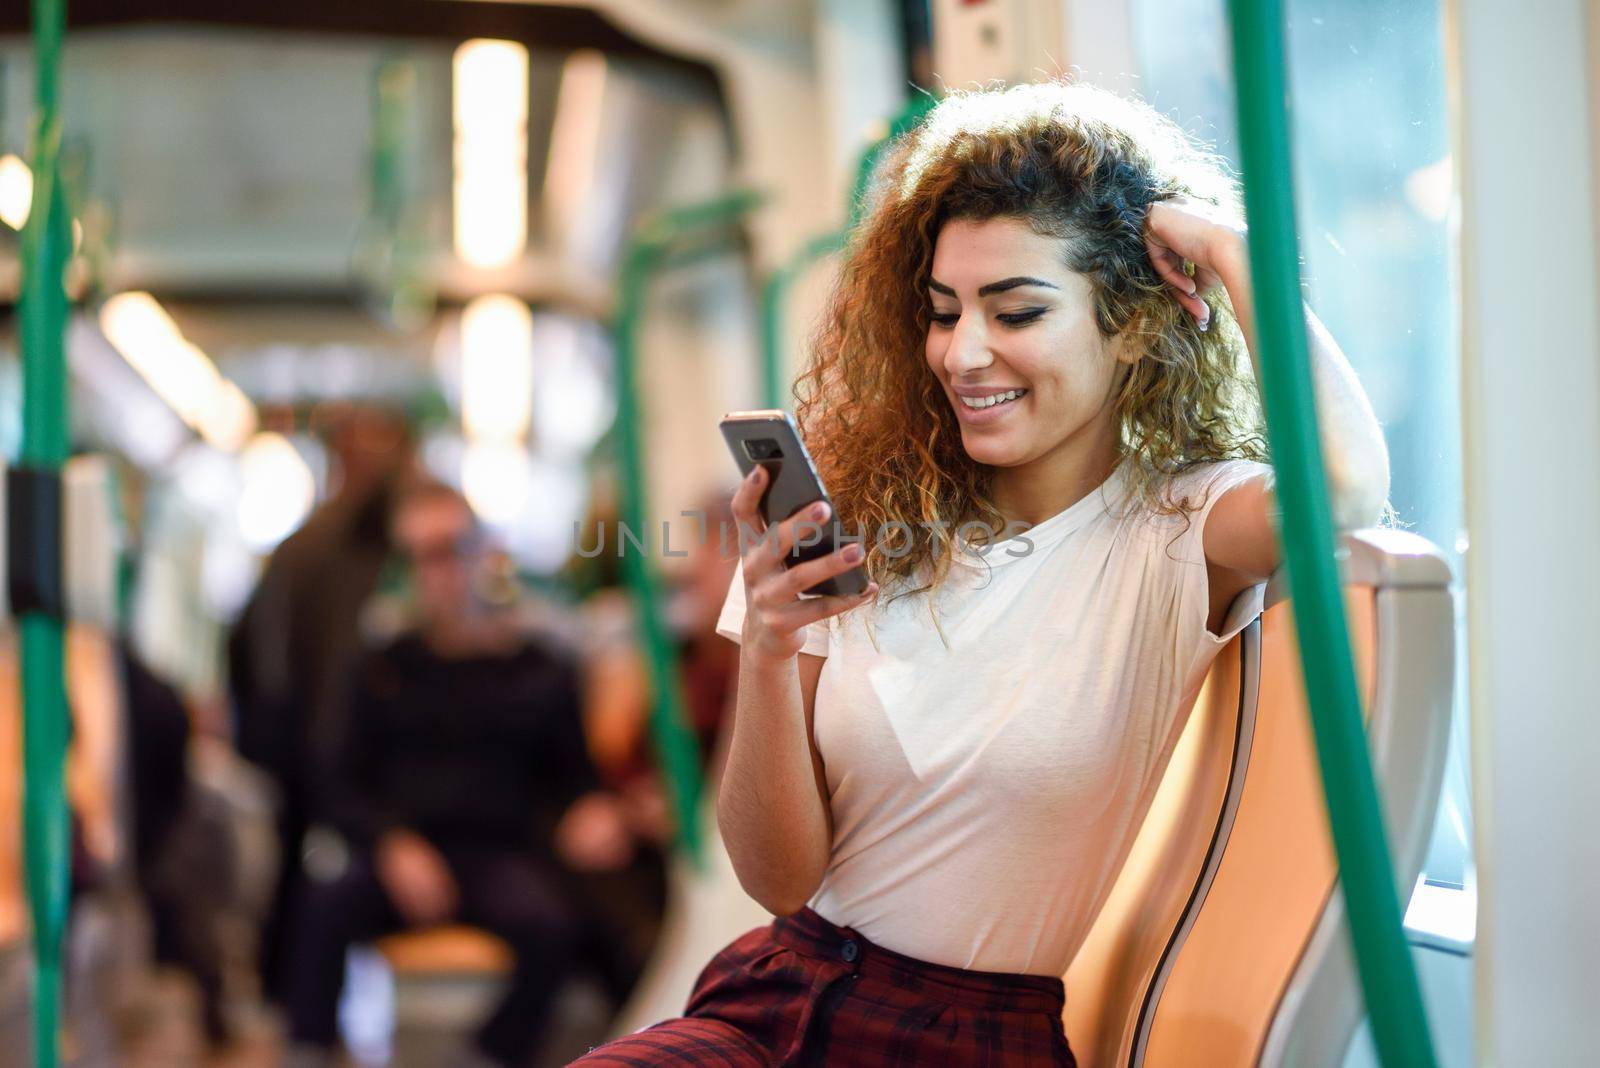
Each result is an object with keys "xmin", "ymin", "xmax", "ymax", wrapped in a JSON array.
[{"xmin": 944, "ymin": 316, "xmax": 994, "ymax": 376}]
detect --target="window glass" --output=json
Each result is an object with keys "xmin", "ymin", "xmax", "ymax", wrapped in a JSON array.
[{"xmin": 1133, "ymin": 0, "xmax": 1472, "ymax": 904}]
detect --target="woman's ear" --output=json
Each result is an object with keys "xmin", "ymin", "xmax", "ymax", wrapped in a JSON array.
[
  {"xmin": 1110, "ymin": 324, "xmax": 1143, "ymax": 367},
  {"xmin": 1110, "ymin": 304, "xmax": 1163, "ymax": 367}
]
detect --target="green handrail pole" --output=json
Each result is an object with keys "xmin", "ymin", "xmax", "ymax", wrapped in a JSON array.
[
  {"xmin": 758, "ymin": 232, "xmax": 844, "ymax": 410},
  {"xmin": 18, "ymin": 1, "xmax": 72, "ymax": 1066},
  {"xmin": 847, "ymin": 94, "xmax": 937, "ymax": 231},
  {"xmin": 370, "ymin": 56, "xmax": 407, "ymax": 236},
  {"xmin": 614, "ymin": 249, "xmax": 698, "ymax": 862},
  {"xmin": 1225, "ymin": 2, "xmax": 1436, "ymax": 1065},
  {"xmin": 613, "ymin": 190, "xmax": 762, "ymax": 863},
  {"xmin": 757, "ymin": 268, "xmax": 790, "ymax": 411},
  {"xmin": 634, "ymin": 190, "xmax": 763, "ymax": 247}
]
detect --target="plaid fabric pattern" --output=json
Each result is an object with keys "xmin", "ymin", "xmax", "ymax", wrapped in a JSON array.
[{"xmin": 573, "ymin": 907, "xmax": 1076, "ymax": 1067}]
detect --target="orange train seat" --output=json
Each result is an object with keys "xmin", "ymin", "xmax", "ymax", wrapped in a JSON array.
[
  {"xmin": 1065, "ymin": 528, "xmax": 1454, "ymax": 1066},
  {"xmin": 375, "ymin": 926, "xmax": 513, "ymax": 977},
  {"xmin": 613, "ymin": 529, "xmax": 1454, "ymax": 1068}
]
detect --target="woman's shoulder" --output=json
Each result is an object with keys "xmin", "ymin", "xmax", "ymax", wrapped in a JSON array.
[
  {"xmin": 1106, "ymin": 457, "xmax": 1272, "ymax": 559},
  {"xmin": 1157, "ymin": 457, "xmax": 1275, "ymax": 510}
]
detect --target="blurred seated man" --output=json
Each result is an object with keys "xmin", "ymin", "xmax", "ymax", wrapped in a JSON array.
[{"xmin": 284, "ymin": 483, "xmax": 632, "ymax": 1068}]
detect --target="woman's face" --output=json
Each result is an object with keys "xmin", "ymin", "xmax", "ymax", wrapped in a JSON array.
[{"xmin": 925, "ymin": 216, "xmax": 1131, "ymax": 472}]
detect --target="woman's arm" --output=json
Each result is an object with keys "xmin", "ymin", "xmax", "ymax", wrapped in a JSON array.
[
  {"xmin": 1145, "ymin": 199, "xmax": 1392, "ymax": 581},
  {"xmin": 716, "ymin": 465, "xmax": 878, "ymax": 915},
  {"xmin": 717, "ymin": 650, "xmax": 830, "ymax": 915},
  {"xmin": 1211, "ymin": 233, "xmax": 1392, "ymax": 532}
]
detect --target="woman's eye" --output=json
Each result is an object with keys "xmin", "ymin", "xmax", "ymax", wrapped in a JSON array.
[
  {"xmin": 930, "ymin": 311, "xmax": 960, "ymax": 328},
  {"xmin": 997, "ymin": 308, "xmax": 1047, "ymax": 327}
]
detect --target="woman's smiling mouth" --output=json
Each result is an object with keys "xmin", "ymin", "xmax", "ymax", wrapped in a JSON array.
[
  {"xmin": 958, "ymin": 388, "xmax": 1029, "ymax": 410},
  {"xmin": 954, "ymin": 387, "xmax": 1030, "ymax": 424}
]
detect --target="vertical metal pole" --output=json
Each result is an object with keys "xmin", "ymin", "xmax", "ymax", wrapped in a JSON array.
[
  {"xmin": 611, "ymin": 190, "xmax": 760, "ymax": 863},
  {"xmin": 847, "ymin": 94, "xmax": 935, "ymax": 230},
  {"xmin": 370, "ymin": 56, "xmax": 406, "ymax": 235},
  {"xmin": 362, "ymin": 54, "xmax": 431, "ymax": 329},
  {"xmin": 17, "ymin": 1, "xmax": 71, "ymax": 1065},
  {"xmin": 1225, "ymin": 1, "xmax": 1437, "ymax": 1065},
  {"xmin": 614, "ymin": 244, "xmax": 705, "ymax": 862},
  {"xmin": 758, "ymin": 232, "xmax": 843, "ymax": 410}
]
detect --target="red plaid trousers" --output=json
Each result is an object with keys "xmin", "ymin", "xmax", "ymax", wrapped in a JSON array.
[{"xmin": 572, "ymin": 907, "xmax": 1077, "ymax": 1067}]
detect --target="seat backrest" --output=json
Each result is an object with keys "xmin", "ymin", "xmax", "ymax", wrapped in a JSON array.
[
  {"xmin": 1061, "ymin": 614, "xmax": 1261, "ymax": 1065},
  {"xmin": 1065, "ymin": 530, "xmax": 1453, "ymax": 1067}
]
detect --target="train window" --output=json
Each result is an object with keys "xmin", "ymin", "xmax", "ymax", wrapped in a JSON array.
[{"xmin": 1132, "ymin": 0, "xmax": 1473, "ymax": 940}]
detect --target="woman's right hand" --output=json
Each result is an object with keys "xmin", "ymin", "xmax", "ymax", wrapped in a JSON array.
[{"xmin": 731, "ymin": 465, "xmax": 878, "ymax": 663}]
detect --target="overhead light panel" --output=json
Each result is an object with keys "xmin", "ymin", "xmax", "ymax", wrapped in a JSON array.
[
  {"xmin": 196, "ymin": 379, "xmax": 260, "ymax": 454},
  {"xmin": 460, "ymin": 294, "xmax": 535, "ymax": 442},
  {"xmin": 99, "ymin": 291, "xmax": 259, "ymax": 451},
  {"xmin": 462, "ymin": 438, "xmax": 532, "ymax": 525},
  {"xmin": 453, "ymin": 38, "xmax": 529, "ymax": 269}
]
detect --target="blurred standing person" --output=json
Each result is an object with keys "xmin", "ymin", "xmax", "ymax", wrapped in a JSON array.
[
  {"xmin": 285, "ymin": 482, "xmax": 634, "ymax": 1068},
  {"xmin": 226, "ymin": 406, "xmax": 413, "ymax": 1004},
  {"xmin": 122, "ymin": 642, "xmax": 236, "ymax": 1047}
]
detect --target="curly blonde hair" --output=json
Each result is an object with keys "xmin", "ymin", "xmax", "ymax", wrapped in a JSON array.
[{"xmin": 794, "ymin": 80, "xmax": 1268, "ymax": 601}]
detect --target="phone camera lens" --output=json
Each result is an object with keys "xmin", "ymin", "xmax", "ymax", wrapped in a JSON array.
[{"xmin": 744, "ymin": 438, "xmax": 784, "ymax": 462}]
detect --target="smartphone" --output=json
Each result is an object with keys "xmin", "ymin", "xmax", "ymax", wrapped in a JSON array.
[{"xmin": 720, "ymin": 410, "xmax": 869, "ymax": 598}]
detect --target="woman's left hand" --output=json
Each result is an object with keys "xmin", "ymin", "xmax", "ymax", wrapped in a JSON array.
[{"xmin": 1143, "ymin": 197, "xmax": 1247, "ymax": 331}]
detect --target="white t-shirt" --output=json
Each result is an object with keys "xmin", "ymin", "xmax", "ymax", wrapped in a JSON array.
[{"xmin": 715, "ymin": 457, "xmax": 1273, "ymax": 976}]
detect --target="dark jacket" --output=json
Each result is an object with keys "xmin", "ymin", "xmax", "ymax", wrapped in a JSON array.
[{"xmin": 323, "ymin": 631, "xmax": 598, "ymax": 854}]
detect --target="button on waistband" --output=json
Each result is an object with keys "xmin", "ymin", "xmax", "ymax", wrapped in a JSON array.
[{"xmin": 840, "ymin": 939, "xmax": 860, "ymax": 963}]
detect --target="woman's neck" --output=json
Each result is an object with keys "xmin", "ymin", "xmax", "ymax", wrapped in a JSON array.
[{"xmin": 989, "ymin": 431, "xmax": 1124, "ymax": 529}]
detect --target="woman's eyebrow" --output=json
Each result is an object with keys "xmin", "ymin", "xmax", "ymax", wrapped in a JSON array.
[
  {"xmin": 926, "ymin": 276, "xmax": 1059, "ymax": 297},
  {"xmin": 977, "ymin": 276, "xmax": 1059, "ymax": 296}
]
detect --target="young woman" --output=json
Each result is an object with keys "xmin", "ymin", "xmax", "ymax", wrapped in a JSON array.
[{"xmin": 576, "ymin": 80, "xmax": 1388, "ymax": 1068}]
